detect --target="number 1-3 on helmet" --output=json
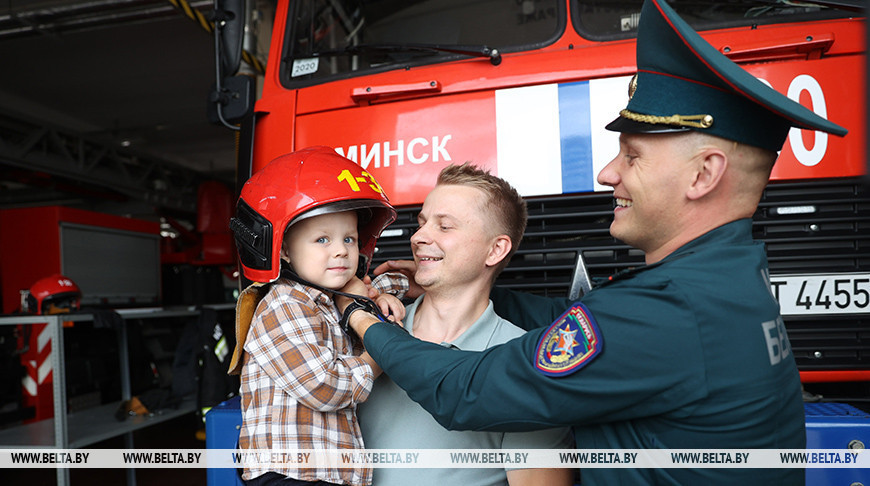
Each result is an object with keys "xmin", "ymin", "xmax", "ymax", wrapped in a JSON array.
[{"xmin": 230, "ymin": 146, "xmax": 397, "ymax": 283}]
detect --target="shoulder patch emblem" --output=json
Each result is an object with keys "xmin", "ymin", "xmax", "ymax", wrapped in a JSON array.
[{"xmin": 534, "ymin": 303, "xmax": 602, "ymax": 377}]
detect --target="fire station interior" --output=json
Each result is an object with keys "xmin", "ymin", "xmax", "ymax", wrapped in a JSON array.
[{"xmin": 0, "ymin": 1, "xmax": 275, "ymax": 484}]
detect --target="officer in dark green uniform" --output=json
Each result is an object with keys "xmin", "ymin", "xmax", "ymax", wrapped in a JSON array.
[{"xmin": 337, "ymin": 0, "xmax": 848, "ymax": 484}]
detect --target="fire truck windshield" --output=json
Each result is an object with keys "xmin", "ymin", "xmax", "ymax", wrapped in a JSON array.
[
  {"xmin": 282, "ymin": 0, "xmax": 857, "ymax": 85},
  {"xmin": 574, "ymin": 0, "xmax": 858, "ymax": 40},
  {"xmin": 283, "ymin": 0, "xmax": 562, "ymax": 85}
]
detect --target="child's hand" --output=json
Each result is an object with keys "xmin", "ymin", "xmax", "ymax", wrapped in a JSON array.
[
  {"xmin": 372, "ymin": 260, "xmax": 423, "ymax": 299},
  {"xmin": 339, "ymin": 276, "xmax": 368, "ymax": 297},
  {"xmin": 361, "ymin": 275, "xmax": 380, "ymax": 300},
  {"xmin": 374, "ymin": 293, "xmax": 406, "ymax": 324}
]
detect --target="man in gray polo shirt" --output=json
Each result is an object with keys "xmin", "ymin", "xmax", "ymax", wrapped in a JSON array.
[{"xmin": 358, "ymin": 163, "xmax": 573, "ymax": 486}]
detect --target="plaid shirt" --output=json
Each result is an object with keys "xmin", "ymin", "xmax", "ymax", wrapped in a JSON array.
[{"xmin": 239, "ymin": 274, "xmax": 407, "ymax": 485}]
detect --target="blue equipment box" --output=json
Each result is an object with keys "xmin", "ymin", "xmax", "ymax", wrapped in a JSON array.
[
  {"xmin": 805, "ymin": 402, "xmax": 869, "ymax": 486},
  {"xmin": 206, "ymin": 395, "xmax": 244, "ymax": 486}
]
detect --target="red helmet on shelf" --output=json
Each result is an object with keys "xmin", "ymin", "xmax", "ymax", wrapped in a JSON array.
[
  {"xmin": 230, "ymin": 146, "xmax": 396, "ymax": 283},
  {"xmin": 25, "ymin": 274, "xmax": 82, "ymax": 315}
]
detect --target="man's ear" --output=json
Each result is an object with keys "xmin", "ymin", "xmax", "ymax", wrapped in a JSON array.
[
  {"xmin": 485, "ymin": 235, "xmax": 512, "ymax": 268},
  {"xmin": 687, "ymin": 148, "xmax": 728, "ymax": 201}
]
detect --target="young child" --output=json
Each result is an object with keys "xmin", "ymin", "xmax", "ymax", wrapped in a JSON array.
[{"xmin": 228, "ymin": 147, "xmax": 407, "ymax": 486}]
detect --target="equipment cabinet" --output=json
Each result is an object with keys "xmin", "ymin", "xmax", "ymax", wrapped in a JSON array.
[{"xmin": 0, "ymin": 304, "xmax": 233, "ymax": 485}]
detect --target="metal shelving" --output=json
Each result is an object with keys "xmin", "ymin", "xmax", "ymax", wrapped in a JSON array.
[{"xmin": 0, "ymin": 304, "xmax": 233, "ymax": 485}]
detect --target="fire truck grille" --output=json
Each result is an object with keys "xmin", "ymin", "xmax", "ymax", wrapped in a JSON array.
[
  {"xmin": 754, "ymin": 177, "xmax": 870, "ymax": 371},
  {"xmin": 372, "ymin": 177, "xmax": 870, "ymax": 371}
]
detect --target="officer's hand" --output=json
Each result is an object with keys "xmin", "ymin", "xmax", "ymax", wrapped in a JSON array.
[
  {"xmin": 372, "ymin": 260, "xmax": 423, "ymax": 299},
  {"xmin": 336, "ymin": 277, "xmax": 386, "ymax": 341},
  {"xmin": 336, "ymin": 277, "xmax": 368, "ymax": 313}
]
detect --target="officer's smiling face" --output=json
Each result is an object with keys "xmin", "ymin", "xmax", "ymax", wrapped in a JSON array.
[
  {"xmin": 597, "ymin": 132, "xmax": 698, "ymax": 263},
  {"xmin": 411, "ymin": 184, "xmax": 497, "ymax": 293}
]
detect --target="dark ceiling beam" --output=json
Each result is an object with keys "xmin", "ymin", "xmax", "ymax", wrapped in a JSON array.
[
  {"xmin": 0, "ymin": 111, "xmax": 205, "ymax": 213},
  {"xmin": 0, "ymin": 0, "xmax": 214, "ymax": 40},
  {"xmin": 0, "ymin": 186, "xmax": 84, "ymax": 208}
]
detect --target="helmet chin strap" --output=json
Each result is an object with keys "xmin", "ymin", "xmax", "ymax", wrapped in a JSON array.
[{"xmin": 279, "ymin": 262, "xmax": 387, "ymax": 321}]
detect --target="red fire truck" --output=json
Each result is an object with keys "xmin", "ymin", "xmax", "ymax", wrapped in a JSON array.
[
  {"xmin": 213, "ymin": 0, "xmax": 867, "ymax": 426},
  {"xmin": 203, "ymin": 1, "xmax": 869, "ymax": 483}
]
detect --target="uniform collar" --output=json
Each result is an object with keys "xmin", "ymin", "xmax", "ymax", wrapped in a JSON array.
[
  {"xmin": 669, "ymin": 218, "xmax": 753, "ymax": 257},
  {"xmin": 600, "ymin": 219, "xmax": 753, "ymax": 286}
]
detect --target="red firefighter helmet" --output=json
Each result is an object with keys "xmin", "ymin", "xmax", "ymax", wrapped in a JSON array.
[
  {"xmin": 26, "ymin": 274, "xmax": 82, "ymax": 315},
  {"xmin": 230, "ymin": 146, "xmax": 396, "ymax": 283}
]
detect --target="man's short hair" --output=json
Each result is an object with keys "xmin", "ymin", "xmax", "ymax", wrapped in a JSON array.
[{"xmin": 436, "ymin": 163, "xmax": 528, "ymax": 275}]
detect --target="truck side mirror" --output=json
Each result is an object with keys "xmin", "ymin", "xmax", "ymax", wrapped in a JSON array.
[
  {"xmin": 209, "ymin": 0, "xmax": 250, "ymax": 130},
  {"xmin": 215, "ymin": 0, "xmax": 245, "ymax": 77}
]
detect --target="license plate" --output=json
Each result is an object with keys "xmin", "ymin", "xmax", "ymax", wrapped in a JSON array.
[{"xmin": 770, "ymin": 273, "xmax": 870, "ymax": 316}]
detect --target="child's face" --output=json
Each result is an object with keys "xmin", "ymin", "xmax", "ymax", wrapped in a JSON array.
[{"xmin": 281, "ymin": 211, "xmax": 360, "ymax": 290}]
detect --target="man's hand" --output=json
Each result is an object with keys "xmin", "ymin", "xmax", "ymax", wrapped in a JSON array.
[{"xmin": 372, "ymin": 260, "xmax": 423, "ymax": 299}]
